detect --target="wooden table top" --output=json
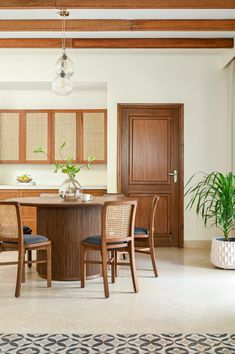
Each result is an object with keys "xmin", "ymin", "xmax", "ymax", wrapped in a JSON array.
[{"xmin": 7, "ymin": 195, "xmax": 132, "ymax": 207}]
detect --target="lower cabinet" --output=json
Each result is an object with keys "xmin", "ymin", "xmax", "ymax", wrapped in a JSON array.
[
  {"xmin": 20, "ymin": 189, "xmax": 57, "ymax": 233},
  {"xmin": 0, "ymin": 188, "xmax": 106, "ymax": 234}
]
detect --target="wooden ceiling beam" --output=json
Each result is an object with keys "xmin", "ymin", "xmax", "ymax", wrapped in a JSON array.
[
  {"xmin": 0, "ymin": 0, "xmax": 235, "ymax": 9},
  {"xmin": 0, "ymin": 19, "xmax": 235, "ymax": 32},
  {"xmin": 0, "ymin": 38, "xmax": 72, "ymax": 47},
  {"xmin": 0, "ymin": 38, "xmax": 232, "ymax": 48},
  {"xmin": 72, "ymin": 38, "xmax": 233, "ymax": 48}
]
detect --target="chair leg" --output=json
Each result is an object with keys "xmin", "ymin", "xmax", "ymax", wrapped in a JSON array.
[
  {"xmin": 111, "ymin": 251, "xmax": 115, "ymax": 284},
  {"xmin": 149, "ymin": 238, "xmax": 158, "ymax": 277},
  {"xmin": 114, "ymin": 251, "xmax": 118, "ymax": 278},
  {"xmin": 15, "ymin": 250, "xmax": 24, "ymax": 298},
  {"xmin": 46, "ymin": 245, "xmax": 52, "ymax": 288},
  {"xmin": 27, "ymin": 250, "xmax": 32, "ymax": 268},
  {"xmin": 101, "ymin": 248, "xmax": 109, "ymax": 298},
  {"xmin": 22, "ymin": 254, "xmax": 25, "ymax": 283},
  {"xmin": 128, "ymin": 242, "xmax": 139, "ymax": 294},
  {"xmin": 80, "ymin": 243, "xmax": 86, "ymax": 288}
]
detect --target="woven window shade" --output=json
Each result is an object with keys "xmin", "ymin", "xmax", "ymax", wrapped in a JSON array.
[
  {"xmin": 105, "ymin": 204, "xmax": 132, "ymax": 239},
  {"xmin": 83, "ymin": 112, "xmax": 105, "ymax": 160},
  {"xmin": 54, "ymin": 113, "xmax": 77, "ymax": 160},
  {"xmin": 0, "ymin": 113, "xmax": 19, "ymax": 160},
  {"xmin": 26, "ymin": 113, "xmax": 48, "ymax": 161},
  {"xmin": 0, "ymin": 205, "xmax": 18, "ymax": 241}
]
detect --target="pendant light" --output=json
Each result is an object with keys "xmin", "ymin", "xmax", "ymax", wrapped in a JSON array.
[{"xmin": 52, "ymin": 10, "xmax": 74, "ymax": 96}]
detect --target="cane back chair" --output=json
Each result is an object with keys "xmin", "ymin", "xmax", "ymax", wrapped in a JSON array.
[
  {"xmin": 134, "ymin": 195, "xmax": 160, "ymax": 277},
  {"xmin": 0, "ymin": 201, "xmax": 52, "ymax": 297},
  {"xmin": 80, "ymin": 200, "xmax": 138, "ymax": 298}
]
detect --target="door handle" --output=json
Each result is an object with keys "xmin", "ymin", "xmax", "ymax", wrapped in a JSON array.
[{"xmin": 169, "ymin": 170, "xmax": 178, "ymax": 183}]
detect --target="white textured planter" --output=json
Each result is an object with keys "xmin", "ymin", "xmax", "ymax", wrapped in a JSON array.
[{"xmin": 210, "ymin": 237, "xmax": 235, "ymax": 269}]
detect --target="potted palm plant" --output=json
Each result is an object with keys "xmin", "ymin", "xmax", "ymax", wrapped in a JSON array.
[{"xmin": 185, "ymin": 171, "xmax": 235, "ymax": 269}]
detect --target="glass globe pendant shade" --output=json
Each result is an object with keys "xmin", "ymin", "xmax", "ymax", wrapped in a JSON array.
[
  {"xmin": 52, "ymin": 71, "xmax": 73, "ymax": 96},
  {"xmin": 55, "ymin": 51, "xmax": 74, "ymax": 77}
]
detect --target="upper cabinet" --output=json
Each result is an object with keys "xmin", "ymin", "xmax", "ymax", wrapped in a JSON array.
[
  {"xmin": 0, "ymin": 111, "xmax": 21, "ymax": 163},
  {"xmin": 53, "ymin": 111, "xmax": 77, "ymax": 162},
  {"xmin": 25, "ymin": 111, "xmax": 51, "ymax": 163},
  {"xmin": 81, "ymin": 111, "xmax": 107, "ymax": 163},
  {"xmin": 0, "ymin": 109, "xmax": 107, "ymax": 164}
]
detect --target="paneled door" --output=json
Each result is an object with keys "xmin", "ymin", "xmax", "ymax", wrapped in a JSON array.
[{"xmin": 118, "ymin": 104, "xmax": 184, "ymax": 247}]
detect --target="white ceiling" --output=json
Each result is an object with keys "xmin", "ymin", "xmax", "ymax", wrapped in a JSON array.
[
  {"xmin": 0, "ymin": 31, "xmax": 233, "ymax": 39},
  {"xmin": 0, "ymin": 9, "xmax": 234, "ymax": 20}
]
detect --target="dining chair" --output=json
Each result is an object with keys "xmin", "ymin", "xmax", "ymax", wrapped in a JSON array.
[
  {"xmin": 80, "ymin": 200, "xmax": 138, "ymax": 298},
  {"xmin": 134, "ymin": 195, "xmax": 160, "ymax": 277},
  {"xmin": 0, "ymin": 201, "xmax": 52, "ymax": 297},
  {"xmin": 23, "ymin": 225, "xmax": 33, "ymax": 269}
]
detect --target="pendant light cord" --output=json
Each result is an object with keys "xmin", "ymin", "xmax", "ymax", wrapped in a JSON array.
[{"xmin": 60, "ymin": 10, "xmax": 69, "ymax": 52}]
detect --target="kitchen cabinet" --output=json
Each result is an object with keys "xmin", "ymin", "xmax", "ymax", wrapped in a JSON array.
[
  {"xmin": 81, "ymin": 111, "xmax": 107, "ymax": 163},
  {"xmin": 53, "ymin": 111, "xmax": 77, "ymax": 161},
  {"xmin": 0, "ymin": 190, "xmax": 20, "ymax": 200},
  {"xmin": 25, "ymin": 111, "xmax": 51, "ymax": 163},
  {"xmin": 0, "ymin": 109, "xmax": 107, "ymax": 164},
  {"xmin": 20, "ymin": 189, "xmax": 57, "ymax": 232},
  {"xmin": 0, "ymin": 111, "xmax": 21, "ymax": 163}
]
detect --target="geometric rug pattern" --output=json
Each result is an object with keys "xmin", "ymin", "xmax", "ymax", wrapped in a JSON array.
[{"xmin": 1, "ymin": 333, "xmax": 235, "ymax": 353}]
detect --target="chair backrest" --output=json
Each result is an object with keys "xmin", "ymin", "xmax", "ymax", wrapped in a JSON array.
[
  {"xmin": 149, "ymin": 196, "xmax": 160, "ymax": 236},
  {"xmin": 102, "ymin": 200, "xmax": 137, "ymax": 244},
  {"xmin": 0, "ymin": 202, "xmax": 22, "ymax": 243}
]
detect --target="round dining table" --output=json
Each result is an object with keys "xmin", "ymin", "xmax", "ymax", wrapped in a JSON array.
[{"xmin": 8, "ymin": 195, "xmax": 125, "ymax": 281}]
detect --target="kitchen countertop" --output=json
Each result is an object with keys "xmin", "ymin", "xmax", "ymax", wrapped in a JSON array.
[{"xmin": 0, "ymin": 184, "xmax": 107, "ymax": 190}]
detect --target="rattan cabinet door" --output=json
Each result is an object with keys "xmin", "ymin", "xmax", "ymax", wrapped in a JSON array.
[
  {"xmin": 54, "ymin": 112, "xmax": 77, "ymax": 161},
  {"xmin": 25, "ymin": 111, "xmax": 50, "ymax": 163},
  {"xmin": 0, "ymin": 112, "xmax": 20, "ymax": 163},
  {"xmin": 81, "ymin": 111, "xmax": 107, "ymax": 163}
]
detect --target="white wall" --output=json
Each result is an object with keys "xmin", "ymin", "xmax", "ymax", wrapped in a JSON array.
[{"xmin": 0, "ymin": 48, "xmax": 231, "ymax": 241}]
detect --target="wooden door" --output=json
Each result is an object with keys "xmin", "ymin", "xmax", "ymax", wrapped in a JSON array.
[{"xmin": 118, "ymin": 104, "xmax": 184, "ymax": 247}]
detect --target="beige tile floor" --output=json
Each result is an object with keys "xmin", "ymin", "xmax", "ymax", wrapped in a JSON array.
[{"xmin": 0, "ymin": 248, "xmax": 235, "ymax": 333}]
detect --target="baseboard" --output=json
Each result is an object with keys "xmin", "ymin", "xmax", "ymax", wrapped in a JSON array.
[{"xmin": 184, "ymin": 240, "xmax": 211, "ymax": 249}]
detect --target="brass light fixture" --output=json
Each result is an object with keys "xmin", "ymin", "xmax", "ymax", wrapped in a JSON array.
[{"xmin": 52, "ymin": 10, "xmax": 74, "ymax": 96}]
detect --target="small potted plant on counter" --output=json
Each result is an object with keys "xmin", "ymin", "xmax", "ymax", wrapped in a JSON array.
[
  {"xmin": 185, "ymin": 171, "xmax": 235, "ymax": 269},
  {"xmin": 34, "ymin": 142, "xmax": 95, "ymax": 201}
]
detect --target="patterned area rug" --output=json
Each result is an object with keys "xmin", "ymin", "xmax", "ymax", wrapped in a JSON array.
[{"xmin": 0, "ymin": 333, "xmax": 235, "ymax": 353}]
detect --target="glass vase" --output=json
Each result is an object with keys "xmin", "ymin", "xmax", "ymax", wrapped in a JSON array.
[{"xmin": 59, "ymin": 177, "xmax": 82, "ymax": 201}]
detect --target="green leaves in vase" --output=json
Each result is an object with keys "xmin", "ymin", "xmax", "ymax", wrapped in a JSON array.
[{"xmin": 34, "ymin": 142, "xmax": 95, "ymax": 179}]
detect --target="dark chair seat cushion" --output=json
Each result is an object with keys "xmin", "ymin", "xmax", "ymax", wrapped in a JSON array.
[
  {"xmin": 134, "ymin": 227, "xmax": 149, "ymax": 235},
  {"xmin": 23, "ymin": 225, "xmax": 32, "ymax": 235},
  {"xmin": 2, "ymin": 235, "xmax": 49, "ymax": 245},
  {"xmin": 23, "ymin": 235, "xmax": 49, "ymax": 244},
  {"xmin": 83, "ymin": 235, "xmax": 126, "ymax": 246}
]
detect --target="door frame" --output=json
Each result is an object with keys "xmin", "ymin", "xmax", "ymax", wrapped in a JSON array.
[{"xmin": 117, "ymin": 103, "xmax": 184, "ymax": 247}]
